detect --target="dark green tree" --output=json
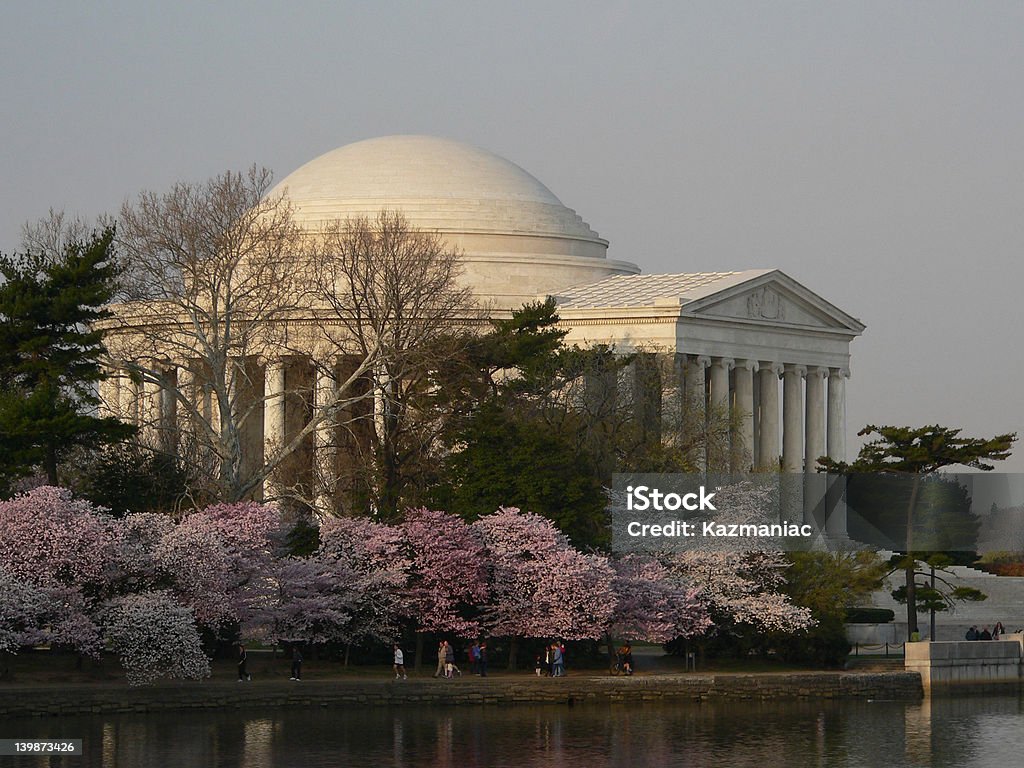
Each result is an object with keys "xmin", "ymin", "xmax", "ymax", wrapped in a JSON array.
[
  {"xmin": 432, "ymin": 299, "xmax": 617, "ymax": 547},
  {"xmin": 778, "ymin": 551, "xmax": 887, "ymax": 666},
  {"xmin": 440, "ymin": 402, "xmax": 608, "ymax": 546},
  {"xmin": 72, "ymin": 444, "xmax": 189, "ymax": 517},
  {"xmin": 0, "ymin": 226, "xmax": 134, "ymax": 492},
  {"xmin": 819, "ymin": 425, "xmax": 1015, "ymax": 637}
]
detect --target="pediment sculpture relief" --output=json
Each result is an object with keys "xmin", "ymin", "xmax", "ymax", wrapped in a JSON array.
[{"xmin": 746, "ymin": 287, "xmax": 786, "ymax": 321}]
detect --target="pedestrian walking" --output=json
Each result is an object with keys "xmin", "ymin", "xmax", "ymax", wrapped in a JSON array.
[
  {"xmin": 393, "ymin": 644, "xmax": 407, "ymax": 679},
  {"xmin": 617, "ymin": 642, "xmax": 633, "ymax": 675},
  {"xmin": 552, "ymin": 643, "xmax": 564, "ymax": 677},
  {"xmin": 444, "ymin": 641, "xmax": 456, "ymax": 678},
  {"xmin": 238, "ymin": 644, "xmax": 251, "ymax": 681},
  {"xmin": 290, "ymin": 646, "xmax": 303, "ymax": 681},
  {"xmin": 435, "ymin": 640, "xmax": 447, "ymax": 677},
  {"xmin": 478, "ymin": 641, "xmax": 488, "ymax": 677}
]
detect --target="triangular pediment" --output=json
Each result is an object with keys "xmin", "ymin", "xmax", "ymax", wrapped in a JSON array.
[{"xmin": 683, "ymin": 271, "xmax": 865, "ymax": 333}]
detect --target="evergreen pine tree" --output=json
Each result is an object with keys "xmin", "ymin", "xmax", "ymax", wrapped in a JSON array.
[{"xmin": 0, "ymin": 226, "xmax": 134, "ymax": 492}]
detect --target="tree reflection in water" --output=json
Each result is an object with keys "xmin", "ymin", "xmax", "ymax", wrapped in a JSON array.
[{"xmin": 3, "ymin": 696, "xmax": 1024, "ymax": 767}]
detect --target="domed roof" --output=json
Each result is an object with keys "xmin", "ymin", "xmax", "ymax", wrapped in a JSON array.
[{"xmin": 273, "ymin": 135, "xmax": 604, "ymax": 244}]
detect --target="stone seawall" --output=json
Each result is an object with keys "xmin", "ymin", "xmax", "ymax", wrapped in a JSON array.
[
  {"xmin": 0, "ymin": 673, "xmax": 922, "ymax": 718},
  {"xmin": 905, "ymin": 639, "xmax": 1023, "ymax": 693}
]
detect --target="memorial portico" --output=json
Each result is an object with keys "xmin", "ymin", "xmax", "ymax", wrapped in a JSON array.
[{"xmin": 553, "ymin": 269, "xmax": 864, "ymax": 479}]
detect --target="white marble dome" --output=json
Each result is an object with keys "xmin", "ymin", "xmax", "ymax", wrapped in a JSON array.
[{"xmin": 273, "ymin": 135, "xmax": 640, "ymax": 308}]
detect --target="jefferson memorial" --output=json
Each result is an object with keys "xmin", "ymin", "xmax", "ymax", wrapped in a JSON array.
[{"xmin": 101, "ymin": 135, "xmax": 864, "ymax": 509}]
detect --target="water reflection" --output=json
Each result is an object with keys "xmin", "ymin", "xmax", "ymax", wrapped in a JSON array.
[{"xmin": 2, "ymin": 695, "xmax": 1023, "ymax": 767}]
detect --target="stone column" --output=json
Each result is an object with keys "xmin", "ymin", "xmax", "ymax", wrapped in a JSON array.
[
  {"xmin": 803, "ymin": 367, "xmax": 828, "ymax": 530},
  {"xmin": 782, "ymin": 364, "xmax": 806, "ymax": 527},
  {"xmin": 757, "ymin": 363, "xmax": 782, "ymax": 470},
  {"xmin": 709, "ymin": 357, "xmax": 733, "ymax": 413},
  {"xmin": 684, "ymin": 355, "xmax": 710, "ymax": 414},
  {"xmin": 314, "ymin": 362, "xmax": 338, "ymax": 516},
  {"xmin": 373, "ymin": 365, "xmax": 390, "ymax": 443},
  {"xmin": 751, "ymin": 366, "xmax": 761, "ymax": 468},
  {"xmin": 708, "ymin": 357, "xmax": 732, "ymax": 471},
  {"xmin": 140, "ymin": 365, "xmax": 162, "ymax": 444},
  {"xmin": 98, "ymin": 371, "xmax": 117, "ymax": 418},
  {"xmin": 176, "ymin": 365, "xmax": 194, "ymax": 435},
  {"xmin": 661, "ymin": 353, "xmax": 686, "ymax": 439},
  {"xmin": 207, "ymin": 362, "xmax": 237, "ymax": 449},
  {"xmin": 684, "ymin": 355, "xmax": 710, "ymax": 471},
  {"xmin": 125, "ymin": 370, "xmax": 141, "ymax": 425},
  {"xmin": 782, "ymin": 365, "xmax": 806, "ymax": 473},
  {"xmin": 826, "ymin": 368, "xmax": 850, "ymax": 539},
  {"xmin": 262, "ymin": 359, "xmax": 287, "ymax": 501},
  {"xmin": 115, "ymin": 370, "xmax": 132, "ymax": 421},
  {"xmin": 827, "ymin": 368, "xmax": 848, "ymax": 461},
  {"xmin": 804, "ymin": 367, "xmax": 828, "ymax": 470},
  {"xmin": 202, "ymin": 382, "xmax": 216, "ymax": 435},
  {"xmin": 159, "ymin": 366, "xmax": 178, "ymax": 453},
  {"xmin": 733, "ymin": 360, "xmax": 757, "ymax": 473}
]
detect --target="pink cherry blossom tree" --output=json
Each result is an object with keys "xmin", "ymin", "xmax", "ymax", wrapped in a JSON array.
[
  {"xmin": 152, "ymin": 520, "xmax": 234, "ymax": 627},
  {"xmin": 0, "ymin": 486, "xmax": 114, "ymax": 594},
  {"xmin": 317, "ymin": 516, "xmax": 411, "ymax": 663},
  {"xmin": 401, "ymin": 508, "xmax": 489, "ymax": 669},
  {"xmin": 627, "ymin": 480, "xmax": 814, "ymax": 636},
  {"xmin": 0, "ymin": 567, "xmax": 52, "ymax": 653},
  {"xmin": 102, "ymin": 591, "xmax": 210, "ymax": 686},
  {"xmin": 608, "ymin": 554, "xmax": 711, "ymax": 646},
  {"xmin": 662, "ymin": 550, "xmax": 813, "ymax": 633},
  {"xmin": 0, "ymin": 487, "xmax": 112, "ymax": 655},
  {"xmin": 165, "ymin": 501, "xmax": 282, "ymax": 631},
  {"xmin": 0, "ymin": 491, "xmax": 285, "ymax": 678},
  {"xmin": 473, "ymin": 507, "xmax": 615, "ymax": 669},
  {"xmin": 109, "ymin": 512, "xmax": 176, "ymax": 594},
  {"xmin": 255, "ymin": 557, "xmax": 360, "ymax": 647}
]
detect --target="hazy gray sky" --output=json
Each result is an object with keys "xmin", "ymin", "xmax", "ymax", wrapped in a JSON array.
[{"xmin": 2, "ymin": 2, "xmax": 1022, "ymax": 470}]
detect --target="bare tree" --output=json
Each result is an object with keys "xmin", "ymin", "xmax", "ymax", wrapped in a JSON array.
[
  {"xmin": 309, "ymin": 211, "xmax": 477, "ymax": 519},
  {"xmin": 21, "ymin": 209, "xmax": 117, "ymax": 263},
  {"xmin": 107, "ymin": 167, "xmax": 378, "ymax": 504}
]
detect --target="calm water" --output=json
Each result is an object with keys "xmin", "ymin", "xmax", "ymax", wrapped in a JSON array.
[{"xmin": 3, "ymin": 695, "xmax": 1024, "ymax": 768}]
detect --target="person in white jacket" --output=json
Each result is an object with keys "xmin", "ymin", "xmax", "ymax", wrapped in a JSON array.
[{"xmin": 393, "ymin": 644, "xmax": 407, "ymax": 679}]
